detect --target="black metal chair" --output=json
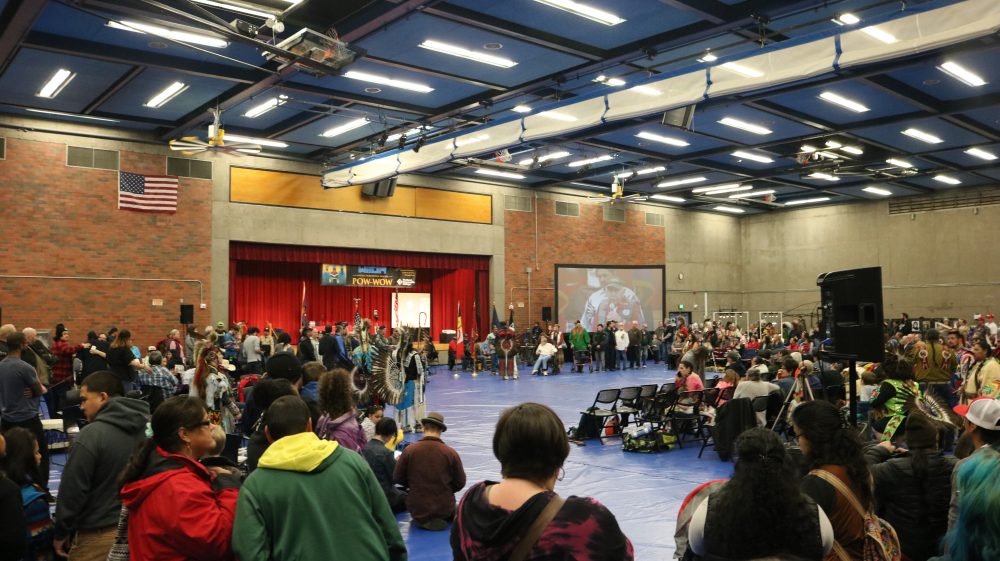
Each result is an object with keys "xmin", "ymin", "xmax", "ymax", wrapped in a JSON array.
[
  {"xmin": 636, "ymin": 389, "xmax": 677, "ymax": 432},
  {"xmin": 665, "ymin": 390, "xmax": 704, "ymax": 448},
  {"xmin": 579, "ymin": 388, "xmax": 621, "ymax": 436},
  {"xmin": 616, "ymin": 386, "xmax": 643, "ymax": 427}
]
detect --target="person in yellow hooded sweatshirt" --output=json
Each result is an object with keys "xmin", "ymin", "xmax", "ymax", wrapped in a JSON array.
[{"xmin": 232, "ymin": 396, "xmax": 407, "ymax": 561}]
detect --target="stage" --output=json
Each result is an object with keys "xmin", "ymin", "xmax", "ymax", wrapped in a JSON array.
[{"xmin": 395, "ymin": 363, "xmax": 734, "ymax": 561}]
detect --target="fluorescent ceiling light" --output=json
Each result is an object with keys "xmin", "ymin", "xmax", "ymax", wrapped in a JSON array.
[
  {"xmin": 732, "ymin": 150, "xmax": 774, "ymax": 164},
  {"xmin": 568, "ymin": 154, "xmax": 612, "ymax": 167},
  {"xmin": 818, "ymin": 91, "xmax": 869, "ymax": 113},
  {"xmin": 698, "ymin": 53, "xmax": 718, "ymax": 63},
  {"xmin": 593, "ymin": 75, "xmax": 626, "ymax": 86},
  {"xmin": 861, "ymin": 26, "xmax": 898, "ymax": 44},
  {"xmin": 702, "ymin": 185, "xmax": 752, "ymax": 196},
  {"xmin": 631, "ymin": 85, "xmax": 661, "ymax": 96},
  {"xmin": 386, "ymin": 126, "xmax": 432, "ymax": 143},
  {"xmin": 934, "ymin": 174, "xmax": 961, "ymax": 185},
  {"xmin": 512, "ymin": 105, "xmax": 532, "ymax": 113},
  {"xmin": 825, "ymin": 140, "xmax": 842, "ymax": 148},
  {"xmin": 539, "ymin": 111, "xmax": 577, "ymax": 122},
  {"xmin": 37, "ymin": 68, "xmax": 75, "ymax": 98},
  {"xmin": 718, "ymin": 117, "xmax": 772, "ymax": 135},
  {"xmin": 418, "ymin": 39, "xmax": 517, "ymax": 68},
  {"xmin": 243, "ymin": 95, "xmax": 287, "ymax": 118},
  {"xmin": 320, "ymin": 118, "xmax": 369, "ymax": 138},
  {"xmin": 965, "ymin": 147, "xmax": 997, "ymax": 161},
  {"xmin": 657, "ymin": 176, "xmax": 707, "ymax": 188},
  {"xmin": 784, "ymin": 197, "xmax": 830, "ymax": 206},
  {"xmin": 692, "ymin": 183, "xmax": 742, "ymax": 194},
  {"xmin": 518, "ymin": 151, "xmax": 571, "ymax": 165},
  {"xmin": 145, "ymin": 81, "xmax": 188, "ymax": 108},
  {"xmin": 801, "ymin": 144, "xmax": 818, "ymax": 153},
  {"xmin": 635, "ymin": 131, "xmax": 689, "ymax": 147},
  {"xmin": 720, "ymin": 62, "xmax": 763, "ymax": 78},
  {"xmin": 188, "ymin": 0, "xmax": 275, "ymax": 18},
  {"xmin": 224, "ymin": 134, "xmax": 288, "ymax": 148},
  {"xmin": 808, "ymin": 172, "xmax": 840, "ymax": 182},
  {"xmin": 714, "ymin": 205, "xmax": 745, "ymax": 214},
  {"xmin": 24, "ymin": 108, "xmax": 118, "ymax": 122},
  {"xmin": 886, "ymin": 158, "xmax": 914, "ymax": 168},
  {"xmin": 937, "ymin": 61, "xmax": 987, "ymax": 87},
  {"xmin": 650, "ymin": 195, "xmax": 685, "ymax": 203},
  {"xmin": 532, "ymin": 0, "xmax": 626, "ymax": 26},
  {"xmin": 729, "ymin": 189, "xmax": 775, "ymax": 199},
  {"xmin": 815, "ymin": 151, "xmax": 841, "ymax": 159},
  {"xmin": 841, "ymin": 146, "xmax": 864, "ymax": 155},
  {"xmin": 902, "ymin": 128, "xmax": 944, "ymax": 144},
  {"xmin": 107, "ymin": 20, "xmax": 228, "ymax": 49},
  {"xmin": 475, "ymin": 169, "xmax": 525, "ymax": 180},
  {"xmin": 863, "ymin": 186, "xmax": 892, "ymax": 196},
  {"xmin": 454, "ymin": 134, "xmax": 489, "ymax": 147},
  {"xmin": 343, "ymin": 70, "xmax": 433, "ymax": 93},
  {"xmin": 614, "ymin": 166, "xmax": 665, "ymax": 179},
  {"xmin": 835, "ymin": 13, "xmax": 860, "ymax": 25}
]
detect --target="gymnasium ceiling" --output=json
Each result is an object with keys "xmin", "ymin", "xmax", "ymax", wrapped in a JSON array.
[{"xmin": 0, "ymin": 0, "xmax": 998, "ymax": 214}]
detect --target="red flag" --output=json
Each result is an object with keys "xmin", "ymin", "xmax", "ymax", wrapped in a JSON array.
[
  {"xmin": 299, "ymin": 282, "xmax": 308, "ymax": 330},
  {"xmin": 456, "ymin": 302, "xmax": 463, "ymax": 344}
]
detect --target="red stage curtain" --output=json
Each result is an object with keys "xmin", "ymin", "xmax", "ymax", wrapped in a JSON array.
[{"xmin": 230, "ymin": 242, "xmax": 490, "ymax": 271}]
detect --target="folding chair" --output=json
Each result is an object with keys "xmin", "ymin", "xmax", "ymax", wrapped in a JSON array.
[
  {"xmin": 636, "ymin": 390, "xmax": 676, "ymax": 432},
  {"xmin": 579, "ymin": 388, "xmax": 621, "ymax": 437},
  {"xmin": 665, "ymin": 390, "xmax": 704, "ymax": 448},
  {"xmin": 616, "ymin": 386, "xmax": 643, "ymax": 427},
  {"xmin": 715, "ymin": 385, "xmax": 736, "ymax": 407}
]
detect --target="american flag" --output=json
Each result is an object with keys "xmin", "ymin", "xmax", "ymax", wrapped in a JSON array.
[{"xmin": 119, "ymin": 172, "xmax": 178, "ymax": 213}]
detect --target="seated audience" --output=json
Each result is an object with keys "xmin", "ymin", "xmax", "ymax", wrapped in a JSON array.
[
  {"xmin": 723, "ymin": 351, "xmax": 745, "ymax": 378},
  {"xmin": 713, "ymin": 370, "xmax": 739, "ymax": 408},
  {"xmin": 733, "ymin": 368, "xmax": 781, "ymax": 426},
  {"xmin": 675, "ymin": 361, "xmax": 705, "ymax": 392},
  {"xmin": 451, "ymin": 402, "xmax": 633, "ymax": 560},
  {"xmin": 867, "ymin": 413, "xmax": 955, "ymax": 561},
  {"xmin": 948, "ymin": 397, "xmax": 1000, "ymax": 531},
  {"xmin": 686, "ymin": 427, "xmax": 833, "ymax": 560},
  {"xmin": 244, "ymin": 378, "xmax": 298, "ymax": 473},
  {"xmin": 0, "ymin": 430, "xmax": 28, "ymax": 560},
  {"xmin": 1, "ymin": 428, "xmax": 53, "ymax": 561},
  {"xmin": 531, "ymin": 336, "xmax": 558, "ymax": 376},
  {"xmin": 792, "ymin": 400, "xmax": 871, "ymax": 561},
  {"xmin": 138, "ymin": 350, "xmax": 177, "ymax": 412},
  {"xmin": 233, "ymin": 396, "xmax": 405, "ymax": 561},
  {"xmin": 120, "ymin": 396, "xmax": 241, "ymax": 561},
  {"xmin": 934, "ymin": 449, "xmax": 1000, "ymax": 561},
  {"xmin": 315, "ymin": 368, "xmax": 367, "ymax": 453},
  {"xmin": 363, "ymin": 417, "xmax": 407, "ymax": 513},
  {"xmin": 298, "ymin": 361, "xmax": 323, "ymax": 403},
  {"xmin": 394, "ymin": 412, "xmax": 466, "ymax": 531},
  {"xmin": 361, "ymin": 405, "xmax": 384, "ymax": 442}
]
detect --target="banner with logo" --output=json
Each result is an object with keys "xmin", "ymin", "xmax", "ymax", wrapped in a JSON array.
[{"xmin": 321, "ymin": 264, "xmax": 417, "ymax": 288}]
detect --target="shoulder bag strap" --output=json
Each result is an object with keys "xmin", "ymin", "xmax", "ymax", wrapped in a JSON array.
[
  {"xmin": 507, "ymin": 495, "xmax": 566, "ymax": 561},
  {"xmin": 808, "ymin": 469, "xmax": 867, "ymax": 519}
]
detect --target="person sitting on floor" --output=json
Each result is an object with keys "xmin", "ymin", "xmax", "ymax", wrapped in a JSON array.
[
  {"xmin": 532, "ymin": 336, "xmax": 558, "ymax": 376},
  {"xmin": 451, "ymin": 402, "xmax": 633, "ymax": 560},
  {"xmin": 360, "ymin": 405, "xmax": 384, "ymax": 442},
  {"xmin": 394, "ymin": 412, "xmax": 466, "ymax": 531},
  {"xmin": 363, "ymin": 417, "xmax": 407, "ymax": 514},
  {"xmin": 233, "ymin": 396, "xmax": 405, "ymax": 561},
  {"xmin": 686, "ymin": 427, "xmax": 833, "ymax": 560}
]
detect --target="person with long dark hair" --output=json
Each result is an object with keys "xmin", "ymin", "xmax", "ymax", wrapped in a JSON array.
[
  {"xmin": 119, "ymin": 396, "xmax": 240, "ymax": 561},
  {"xmin": 1, "ymin": 427, "xmax": 54, "ymax": 561},
  {"xmin": 792, "ymin": 400, "xmax": 873, "ymax": 561},
  {"xmin": 0, "ymin": 431, "xmax": 28, "ymax": 561},
  {"xmin": 962, "ymin": 339, "xmax": 1000, "ymax": 402},
  {"xmin": 866, "ymin": 412, "xmax": 955, "ymax": 561},
  {"xmin": 871, "ymin": 354, "xmax": 921, "ymax": 442},
  {"xmin": 106, "ymin": 329, "xmax": 148, "ymax": 393},
  {"xmin": 686, "ymin": 427, "xmax": 833, "ymax": 560}
]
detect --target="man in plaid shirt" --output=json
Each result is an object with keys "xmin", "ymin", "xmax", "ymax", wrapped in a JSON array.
[{"xmin": 138, "ymin": 350, "xmax": 178, "ymax": 395}]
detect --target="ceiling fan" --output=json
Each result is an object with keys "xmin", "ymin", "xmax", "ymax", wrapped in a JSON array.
[
  {"xmin": 168, "ymin": 108, "xmax": 262, "ymax": 155},
  {"xmin": 588, "ymin": 176, "xmax": 647, "ymax": 205}
]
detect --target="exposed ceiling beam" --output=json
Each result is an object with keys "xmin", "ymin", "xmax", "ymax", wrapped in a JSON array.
[
  {"xmin": 863, "ymin": 75, "xmax": 1000, "ymax": 141},
  {"xmin": 364, "ymin": 55, "xmax": 507, "ymax": 91},
  {"xmin": 0, "ymin": 0, "xmax": 49, "ymax": 75},
  {"xmin": 83, "ymin": 66, "xmax": 146, "ymax": 115}
]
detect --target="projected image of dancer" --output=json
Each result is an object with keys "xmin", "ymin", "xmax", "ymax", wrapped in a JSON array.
[{"xmin": 580, "ymin": 269, "xmax": 644, "ymax": 332}]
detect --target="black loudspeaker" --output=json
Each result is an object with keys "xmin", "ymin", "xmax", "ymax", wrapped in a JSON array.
[
  {"xmin": 362, "ymin": 177, "xmax": 397, "ymax": 198},
  {"xmin": 180, "ymin": 304, "xmax": 194, "ymax": 324},
  {"xmin": 816, "ymin": 267, "xmax": 884, "ymax": 362},
  {"xmin": 542, "ymin": 306, "xmax": 552, "ymax": 322},
  {"xmin": 661, "ymin": 105, "xmax": 696, "ymax": 130}
]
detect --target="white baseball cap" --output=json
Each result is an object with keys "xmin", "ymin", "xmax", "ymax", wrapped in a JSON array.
[{"xmin": 954, "ymin": 397, "xmax": 1000, "ymax": 430}]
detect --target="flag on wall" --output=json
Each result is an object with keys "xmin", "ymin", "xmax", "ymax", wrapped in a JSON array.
[
  {"xmin": 119, "ymin": 172, "xmax": 178, "ymax": 213},
  {"xmin": 300, "ymin": 282, "xmax": 308, "ymax": 331},
  {"xmin": 456, "ymin": 302, "xmax": 464, "ymax": 344}
]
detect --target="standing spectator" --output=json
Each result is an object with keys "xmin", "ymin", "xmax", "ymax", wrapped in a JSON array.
[
  {"xmin": 272, "ymin": 331, "xmax": 293, "ymax": 355},
  {"xmin": 191, "ymin": 346, "xmax": 240, "ymax": 433},
  {"xmin": 640, "ymin": 324, "xmax": 652, "ymax": 367},
  {"xmin": 614, "ymin": 325, "xmax": 629, "ymax": 371},
  {"xmin": 549, "ymin": 325, "xmax": 566, "ymax": 374},
  {"xmin": 451, "ymin": 403, "xmax": 633, "ymax": 560},
  {"xmin": 242, "ymin": 327, "xmax": 263, "ymax": 375},
  {"xmin": 219, "ymin": 324, "xmax": 239, "ymax": 364},
  {"xmin": 243, "ymin": 378, "xmax": 298, "ymax": 474},
  {"xmin": 315, "ymin": 369, "xmax": 367, "ymax": 453},
  {"xmin": 591, "ymin": 324, "xmax": 606, "ymax": 372},
  {"xmin": 871, "ymin": 355, "xmax": 920, "ymax": 442},
  {"xmin": 394, "ymin": 412, "xmax": 466, "ymax": 531},
  {"xmin": 233, "ymin": 396, "xmax": 405, "ymax": 561},
  {"xmin": 0, "ymin": 324, "xmax": 14, "ymax": 361},
  {"xmin": 106, "ymin": 329, "xmax": 147, "ymax": 393},
  {"xmin": 49, "ymin": 326, "xmax": 84, "ymax": 417},
  {"xmin": 363, "ymin": 417, "xmax": 407, "ymax": 513},
  {"xmin": 120, "ymin": 396, "xmax": 241, "ymax": 561},
  {"xmin": 166, "ymin": 329, "xmax": 186, "ymax": 370},
  {"xmin": 317, "ymin": 326, "xmax": 338, "ymax": 370},
  {"xmin": 78, "ymin": 331, "xmax": 109, "ymax": 381},
  {"xmin": 297, "ymin": 327, "xmax": 317, "ymax": 363},
  {"xmin": 54, "ymin": 371, "xmax": 150, "ymax": 561},
  {"xmin": 568, "ymin": 321, "xmax": 590, "ymax": 373},
  {"xmin": 0, "ymin": 332, "xmax": 48, "ymax": 488},
  {"xmin": 962, "ymin": 339, "xmax": 1000, "ymax": 401},
  {"xmin": 258, "ymin": 327, "xmax": 274, "ymax": 362},
  {"xmin": 1, "ymin": 428, "xmax": 54, "ymax": 561},
  {"xmin": 947, "ymin": 397, "xmax": 1000, "ymax": 531},
  {"xmin": 627, "ymin": 322, "xmax": 641, "ymax": 369}
]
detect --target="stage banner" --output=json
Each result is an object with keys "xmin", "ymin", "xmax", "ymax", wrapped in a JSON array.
[{"xmin": 321, "ymin": 264, "xmax": 417, "ymax": 288}]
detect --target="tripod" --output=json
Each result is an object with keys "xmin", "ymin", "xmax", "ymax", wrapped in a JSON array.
[{"xmin": 770, "ymin": 371, "xmax": 816, "ymax": 435}]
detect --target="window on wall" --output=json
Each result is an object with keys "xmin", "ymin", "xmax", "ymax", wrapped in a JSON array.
[
  {"xmin": 645, "ymin": 212, "xmax": 664, "ymax": 226},
  {"xmin": 603, "ymin": 205, "xmax": 625, "ymax": 223},
  {"xmin": 66, "ymin": 146, "xmax": 119, "ymax": 170},
  {"xmin": 554, "ymin": 201, "xmax": 579, "ymax": 217},
  {"xmin": 167, "ymin": 157, "xmax": 213, "ymax": 179},
  {"xmin": 504, "ymin": 194, "xmax": 532, "ymax": 212}
]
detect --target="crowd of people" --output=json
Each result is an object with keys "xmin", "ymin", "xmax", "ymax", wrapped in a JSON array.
[{"xmin": 0, "ymin": 308, "xmax": 998, "ymax": 561}]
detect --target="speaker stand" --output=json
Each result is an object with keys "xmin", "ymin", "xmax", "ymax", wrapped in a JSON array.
[{"xmin": 820, "ymin": 351, "xmax": 860, "ymax": 428}]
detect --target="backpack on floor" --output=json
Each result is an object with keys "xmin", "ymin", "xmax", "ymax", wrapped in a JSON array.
[
  {"xmin": 569, "ymin": 413, "xmax": 604, "ymax": 440},
  {"xmin": 622, "ymin": 431, "xmax": 676, "ymax": 453}
]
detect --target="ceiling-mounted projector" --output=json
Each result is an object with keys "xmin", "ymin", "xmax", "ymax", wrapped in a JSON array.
[{"xmin": 263, "ymin": 28, "xmax": 364, "ymax": 76}]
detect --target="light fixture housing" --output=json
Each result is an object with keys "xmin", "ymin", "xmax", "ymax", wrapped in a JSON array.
[
  {"xmin": 698, "ymin": 52, "xmax": 718, "ymax": 63},
  {"xmin": 320, "ymin": 118, "xmax": 369, "ymax": 138},
  {"xmin": 784, "ymin": 197, "xmax": 831, "ymax": 206},
  {"xmin": 965, "ymin": 147, "xmax": 997, "ymax": 161},
  {"xmin": 808, "ymin": 172, "xmax": 840, "ymax": 182},
  {"xmin": 418, "ymin": 39, "xmax": 517, "ymax": 68},
  {"xmin": 243, "ymin": 95, "xmax": 288, "ymax": 118},
  {"xmin": 713, "ymin": 205, "xmax": 746, "ymax": 214},
  {"xmin": 863, "ymin": 186, "xmax": 892, "ymax": 196},
  {"xmin": 718, "ymin": 117, "xmax": 772, "ymax": 135},
  {"xmin": 902, "ymin": 128, "xmax": 944, "ymax": 144},
  {"xmin": 729, "ymin": 189, "xmax": 776, "ymax": 199},
  {"xmin": 834, "ymin": 13, "xmax": 861, "ymax": 25},
  {"xmin": 511, "ymin": 105, "xmax": 532, "ymax": 113},
  {"xmin": 937, "ymin": 61, "xmax": 987, "ymax": 87},
  {"xmin": 886, "ymin": 158, "xmax": 914, "ymax": 168},
  {"xmin": 475, "ymin": 169, "xmax": 525, "ymax": 180},
  {"xmin": 701, "ymin": 185, "xmax": 752, "ymax": 196},
  {"xmin": 343, "ymin": 70, "xmax": 434, "ymax": 93},
  {"xmin": 593, "ymin": 75, "xmax": 626, "ymax": 86},
  {"xmin": 107, "ymin": 20, "xmax": 228, "ymax": 48},
  {"xmin": 518, "ymin": 151, "xmax": 571, "ymax": 166},
  {"xmin": 657, "ymin": 176, "xmax": 706, "ymax": 188},
  {"xmin": 224, "ymin": 134, "xmax": 288, "ymax": 148},
  {"xmin": 37, "ymin": 68, "xmax": 75, "ymax": 98},
  {"xmin": 731, "ymin": 150, "xmax": 774, "ymax": 164},
  {"xmin": 145, "ymin": 81, "xmax": 188, "ymax": 108},
  {"xmin": 818, "ymin": 91, "xmax": 869, "ymax": 112},
  {"xmin": 635, "ymin": 131, "xmax": 690, "ymax": 147},
  {"xmin": 692, "ymin": 183, "xmax": 743, "ymax": 194},
  {"xmin": 188, "ymin": 0, "xmax": 276, "ymax": 18},
  {"xmin": 650, "ymin": 195, "xmax": 685, "ymax": 203},
  {"xmin": 933, "ymin": 174, "xmax": 961, "ymax": 185},
  {"xmin": 841, "ymin": 146, "xmax": 864, "ymax": 155},
  {"xmin": 568, "ymin": 154, "xmax": 613, "ymax": 167},
  {"xmin": 532, "ymin": 0, "xmax": 626, "ymax": 26}
]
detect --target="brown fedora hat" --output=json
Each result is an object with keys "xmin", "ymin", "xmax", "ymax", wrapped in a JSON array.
[{"xmin": 420, "ymin": 412, "xmax": 447, "ymax": 432}]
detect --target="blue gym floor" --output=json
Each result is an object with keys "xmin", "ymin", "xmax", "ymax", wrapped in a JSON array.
[{"xmin": 394, "ymin": 363, "xmax": 734, "ymax": 561}]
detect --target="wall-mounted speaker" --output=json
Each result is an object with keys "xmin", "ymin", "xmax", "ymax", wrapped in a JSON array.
[
  {"xmin": 542, "ymin": 306, "xmax": 552, "ymax": 322},
  {"xmin": 180, "ymin": 304, "xmax": 194, "ymax": 324}
]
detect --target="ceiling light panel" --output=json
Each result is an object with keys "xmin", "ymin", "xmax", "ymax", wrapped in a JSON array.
[
  {"xmin": 729, "ymin": 189, "xmax": 775, "ymax": 199},
  {"xmin": 702, "ymin": 185, "xmax": 752, "ymax": 195},
  {"xmin": 886, "ymin": 158, "xmax": 914, "ymax": 168},
  {"xmin": 188, "ymin": 0, "xmax": 275, "ymax": 18},
  {"xmin": 784, "ymin": 197, "xmax": 830, "ymax": 206},
  {"xmin": 145, "ymin": 81, "xmax": 188, "ymax": 108},
  {"xmin": 965, "ymin": 147, "xmax": 997, "ymax": 161},
  {"xmin": 692, "ymin": 183, "xmax": 742, "ymax": 194},
  {"xmin": 476, "ymin": 169, "xmax": 525, "ymax": 180},
  {"xmin": 901, "ymin": 128, "xmax": 944, "ymax": 144},
  {"xmin": 657, "ymin": 176, "xmax": 706, "ymax": 188},
  {"xmin": 731, "ymin": 150, "xmax": 774, "ymax": 163},
  {"xmin": 718, "ymin": 117, "xmax": 772, "ymax": 135},
  {"xmin": 37, "ymin": 68, "xmax": 75, "ymax": 98},
  {"xmin": 933, "ymin": 175, "xmax": 961, "ymax": 185},
  {"xmin": 320, "ymin": 118, "xmax": 369, "ymax": 138},
  {"xmin": 714, "ymin": 205, "xmax": 746, "ymax": 214},
  {"xmin": 650, "ymin": 195, "xmax": 685, "ymax": 203},
  {"xmin": 863, "ymin": 186, "xmax": 892, "ymax": 196},
  {"xmin": 593, "ymin": 75, "xmax": 626, "ymax": 86},
  {"xmin": 808, "ymin": 172, "xmax": 840, "ymax": 181},
  {"xmin": 343, "ymin": 70, "xmax": 433, "ymax": 93},
  {"xmin": 937, "ymin": 61, "xmax": 987, "ymax": 87},
  {"xmin": 635, "ymin": 131, "xmax": 690, "ymax": 147},
  {"xmin": 532, "ymin": 0, "xmax": 626, "ymax": 26},
  {"xmin": 418, "ymin": 40, "xmax": 518, "ymax": 68},
  {"xmin": 836, "ymin": 13, "xmax": 860, "ymax": 25},
  {"xmin": 224, "ymin": 134, "xmax": 288, "ymax": 148},
  {"xmin": 511, "ymin": 105, "xmax": 532, "ymax": 113},
  {"xmin": 518, "ymin": 151, "xmax": 571, "ymax": 165},
  {"xmin": 818, "ymin": 91, "xmax": 869, "ymax": 112},
  {"xmin": 243, "ymin": 95, "xmax": 288, "ymax": 118},
  {"xmin": 568, "ymin": 154, "xmax": 613, "ymax": 167},
  {"xmin": 107, "ymin": 20, "xmax": 228, "ymax": 48}
]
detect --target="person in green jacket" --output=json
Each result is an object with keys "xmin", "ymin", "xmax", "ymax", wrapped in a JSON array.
[
  {"xmin": 568, "ymin": 321, "xmax": 591, "ymax": 373},
  {"xmin": 233, "ymin": 396, "xmax": 407, "ymax": 561}
]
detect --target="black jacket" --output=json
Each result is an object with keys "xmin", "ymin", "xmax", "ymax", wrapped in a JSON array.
[
  {"xmin": 318, "ymin": 333, "xmax": 338, "ymax": 370},
  {"xmin": 866, "ymin": 445, "xmax": 956, "ymax": 561},
  {"xmin": 713, "ymin": 398, "xmax": 756, "ymax": 461},
  {"xmin": 55, "ymin": 397, "xmax": 150, "ymax": 538},
  {"xmin": 77, "ymin": 339, "xmax": 110, "ymax": 380},
  {"xmin": 297, "ymin": 337, "xmax": 318, "ymax": 363}
]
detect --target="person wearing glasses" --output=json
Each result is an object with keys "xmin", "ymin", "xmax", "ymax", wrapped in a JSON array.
[{"xmin": 120, "ymin": 396, "xmax": 242, "ymax": 561}]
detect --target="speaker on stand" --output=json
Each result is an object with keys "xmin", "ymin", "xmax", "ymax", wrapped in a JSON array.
[{"xmin": 180, "ymin": 304, "xmax": 195, "ymax": 325}]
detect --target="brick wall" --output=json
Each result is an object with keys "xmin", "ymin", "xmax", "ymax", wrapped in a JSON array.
[
  {"xmin": 504, "ymin": 197, "xmax": 666, "ymax": 329},
  {"xmin": 0, "ymin": 137, "xmax": 212, "ymax": 348}
]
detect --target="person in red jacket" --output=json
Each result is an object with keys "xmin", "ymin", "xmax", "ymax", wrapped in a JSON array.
[
  {"xmin": 49, "ymin": 325, "xmax": 84, "ymax": 416},
  {"xmin": 120, "ymin": 395, "xmax": 241, "ymax": 561}
]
